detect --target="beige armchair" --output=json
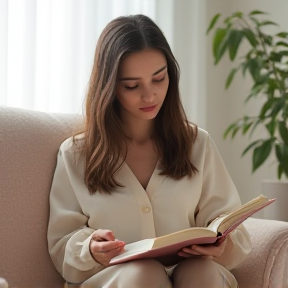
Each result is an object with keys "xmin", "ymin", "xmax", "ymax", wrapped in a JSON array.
[{"xmin": 0, "ymin": 106, "xmax": 288, "ymax": 288}]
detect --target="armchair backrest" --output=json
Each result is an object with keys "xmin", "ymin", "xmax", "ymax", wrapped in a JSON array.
[{"xmin": 0, "ymin": 107, "xmax": 81, "ymax": 288}]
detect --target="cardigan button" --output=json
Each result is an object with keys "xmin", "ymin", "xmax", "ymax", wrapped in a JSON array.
[{"xmin": 142, "ymin": 206, "xmax": 151, "ymax": 213}]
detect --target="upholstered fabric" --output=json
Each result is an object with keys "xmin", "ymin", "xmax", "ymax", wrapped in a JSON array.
[
  {"xmin": 232, "ymin": 218, "xmax": 288, "ymax": 288},
  {"xmin": 0, "ymin": 107, "xmax": 80, "ymax": 288},
  {"xmin": 0, "ymin": 106, "xmax": 288, "ymax": 288}
]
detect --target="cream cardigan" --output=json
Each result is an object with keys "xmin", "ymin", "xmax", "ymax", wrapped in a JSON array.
[{"xmin": 47, "ymin": 128, "xmax": 251, "ymax": 283}]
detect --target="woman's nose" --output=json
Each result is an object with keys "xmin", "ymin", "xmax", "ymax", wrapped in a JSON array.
[{"xmin": 141, "ymin": 85, "xmax": 155, "ymax": 102}]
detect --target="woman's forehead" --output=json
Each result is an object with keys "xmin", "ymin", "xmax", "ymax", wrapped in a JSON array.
[{"xmin": 118, "ymin": 49, "xmax": 167, "ymax": 78}]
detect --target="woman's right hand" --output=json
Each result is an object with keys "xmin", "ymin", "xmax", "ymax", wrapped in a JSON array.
[{"xmin": 89, "ymin": 229, "xmax": 125, "ymax": 266}]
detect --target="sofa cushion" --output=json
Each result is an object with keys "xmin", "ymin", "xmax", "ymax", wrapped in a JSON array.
[
  {"xmin": 232, "ymin": 217, "xmax": 288, "ymax": 288},
  {"xmin": 0, "ymin": 107, "xmax": 81, "ymax": 288}
]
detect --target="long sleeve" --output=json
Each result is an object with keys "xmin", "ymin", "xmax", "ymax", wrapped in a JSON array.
[
  {"xmin": 194, "ymin": 133, "xmax": 252, "ymax": 270},
  {"xmin": 47, "ymin": 139, "xmax": 104, "ymax": 284}
]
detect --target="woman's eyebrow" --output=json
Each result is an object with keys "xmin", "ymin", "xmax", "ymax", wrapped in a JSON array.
[
  {"xmin": 152, "ymin": 65, "xmax": 167, "ymax": 75},
  {"xmin": 119, "ymin": 65, "xmax": 167, "ymax": 81}
]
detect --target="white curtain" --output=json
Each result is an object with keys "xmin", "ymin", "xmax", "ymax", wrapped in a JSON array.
[{"xmin": 0, "ymin": 0, "xmax": 206, "ymax": 126}]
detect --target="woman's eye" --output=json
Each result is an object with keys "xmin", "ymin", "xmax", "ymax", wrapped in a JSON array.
[
  {"xmin": 153, "ymin": 76, "xmax": 165, "ymax": 83},
  {"xmin": 125, "ymin": 85, "xmax": 138, "ymax": 90}
]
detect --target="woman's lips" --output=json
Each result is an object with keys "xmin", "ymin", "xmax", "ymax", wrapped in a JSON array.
[{"xmin": 140, "ymin": 104, "xmax": 157, "ymax": 112}]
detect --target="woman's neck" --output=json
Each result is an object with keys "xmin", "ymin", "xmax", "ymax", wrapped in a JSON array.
[{"xmin": 122, "ymin": 118, "xmax": 155, "ymax": 144}]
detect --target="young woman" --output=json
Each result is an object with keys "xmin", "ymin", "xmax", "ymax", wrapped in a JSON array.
[{"xmin": 47, "ymin": 14, "xmax": 251, "ymax": 288}]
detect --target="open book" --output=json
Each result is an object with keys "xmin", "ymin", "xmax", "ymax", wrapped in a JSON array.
[{"xmin": 110, "ymin": 195, "xmax": 275, "ymax": 265}]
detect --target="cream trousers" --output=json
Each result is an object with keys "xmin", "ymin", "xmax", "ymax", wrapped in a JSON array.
[{"xmin": 68, "ymin": 258, "xmax": 238, "ymax": 288}]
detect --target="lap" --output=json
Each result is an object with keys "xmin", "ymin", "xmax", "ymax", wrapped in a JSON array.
[
  {"xmin": 172, "ymin": 258, "xmax": 238, "ymax": 288},
  {"xmin": 78, "ymin": 259, "xmax": 172, "ymax": 288},
  {"xmin": 67, "ymin": 258, "xmax": 237, "ymax": 288}
]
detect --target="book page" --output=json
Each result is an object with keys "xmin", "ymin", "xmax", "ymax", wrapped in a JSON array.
[
  {"xmin": 210, "ymin": 195, "xmax": 275, "ymax": 235},
  {"xmin": 110, "ymin": 239, "xmax": 154, "ymax": 264},
  {"xmin": 152, "ymin": 227, "xmax": 216, "ymax": 249},
  {"xmin": 207, "ymin": 214, "xmax": 228, "ymax": 234}
]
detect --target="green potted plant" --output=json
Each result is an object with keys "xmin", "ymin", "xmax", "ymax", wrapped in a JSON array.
[{"xmin": 207, "ymin": 10, "xmax": 288, "ymax": 220}]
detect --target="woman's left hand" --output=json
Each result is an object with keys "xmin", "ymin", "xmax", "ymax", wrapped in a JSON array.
[{"xmin": 178, "ymin": 237, "xmax": 227, "ymax": 259}]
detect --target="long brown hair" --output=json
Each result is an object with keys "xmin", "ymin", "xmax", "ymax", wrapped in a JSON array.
[{"xmin": 78, "ymin": 14, "xmax": 198, "ymax": 194}]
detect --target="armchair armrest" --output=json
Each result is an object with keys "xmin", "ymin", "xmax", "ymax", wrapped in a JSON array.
[{"xmin": 232, "ymin": 217, "xmax": 288, "ymax": 288}]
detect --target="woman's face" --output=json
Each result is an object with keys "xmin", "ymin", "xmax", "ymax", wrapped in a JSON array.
[{"xmin": 115, "ymin": 49, "xmax": 169, "ymax": 122}]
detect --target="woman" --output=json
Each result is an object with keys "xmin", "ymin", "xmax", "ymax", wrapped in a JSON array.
[{"xmin": 47, "ymin": 14, "xmax": 251, "ymax": 288}]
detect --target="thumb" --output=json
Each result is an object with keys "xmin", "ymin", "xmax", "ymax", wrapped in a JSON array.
[{"xmin": 92, "ymin": 229, "xmax": 115, "ymax": 241}]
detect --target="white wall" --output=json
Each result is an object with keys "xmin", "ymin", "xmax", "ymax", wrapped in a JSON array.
[
  {"xmin": 205, "ymin": 0, "xmax": 288, "ymax": 204},
  {"xmin": 172, "ymin": 0, "xmax": 207, "ymax": 129}
]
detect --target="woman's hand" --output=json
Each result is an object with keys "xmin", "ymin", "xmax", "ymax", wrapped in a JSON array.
[
  {"xmin": 89, "ymin": 229, "xmax": 125, "ymax": 266},
  {"xmin": 178, "ymin": 237, "xmax": 227, "ymax": 259}
]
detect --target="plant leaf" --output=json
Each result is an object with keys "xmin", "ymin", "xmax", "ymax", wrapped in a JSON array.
[
  {"xmin": 225, "ymin": 68, "xmax": 238, "ymax": 88},
  {"xmin": 223, "ymin": 123, "xmax": 238, "ymax": 139},
  {"xmin": 231, "ymin": 11, "xmax": 243, "ymax": 18},
  {"xmin": 279, "ymin": 121, "xmax": 288, "ymax": 145},
  {"xmin": 214, "ymin": 29, "xmax": 231, "ymax": 64},
  {"xmin": 261, "ymin": 34, "xmax": 273, "ymax": 46},
  {"xmin": 284, "ymin": 166, "xmax": 288, "ymax": 178},
  {"xmin": 258, "ymin": 20, "xmax": 278, "ymax": 27},
  {"xmin": 246, "ymin": 58, "xmax": 263, "ymax": 83},
  {"xmin": 270, "ymin": 51, "xmax": 284, "ymax": 62},
  {"xmin": 268, "ymin": 99, "xmax": 285, "ymax": 118},
  {"xmin": 249, "ymin": 10, "xmax": 268, "ymax": 16},
  {"xmin": 207, "ymin": 13, "xmax": 221, "ymax": 34},
  {"xmin": 277, "ymin": 163, "xmax": 288, "ymax": 179},
  {"xmin": 242, "ymin": 122, "xmax": 253, "ymax": 135},
  {"xmin": 245, "ymin": 83, "xmax": 265, "ymax": 103},
  {"xmin": 242, "ymin": 28, "xmax": 259, "ymax": 47},
  {"xmin": 275, "ymin": 143, "xmax": 288, "ymax": 178},
  {"xmin": 250, "ymin": 16, "xmax": 260, "ymax": 26},
  {"xmin": 249, "ymin": 119, "xmax": 261, "ymax": 137},
  {"xmin": 242, "ymin": 140, "xmax": 262, "ymax": 156},
  {"xmin": 212, "ymin": 28, "xmax": 227, "ymax": 61},
  {"xmin": 277, "ymin": 164, "xmax": 283, "ymax": 179},
  {"xmin": 241, "ymin": 57, "xmax": 253, "ymax": 76},
  {"xmin": 276, "ymin": 143, "xmax": 287, "ymax": 161},
  {"xmin": 277, "ymin": 51, "xmax": 288, "ymax": 57},
  {"xmin": 265, "ymin": 120, "xmax": 277, "ymax": 136},
  {"xmin": 259, "ymin": 98, "xmax": 273, "ymax": 119},
  {"xmin": 224, "ymin": 11, "xmax": 243, "ymax": 24},
  {"xmin": 252, "ymin": 139, "xmax": 273, "ymax": 172},
  {"xmin": 276, "ymin": 41, "xmax": 288, "ymax": 48},
  {"xmin": 276, "ymin": 32, "xmax": 288, "ymax": 39},
  {"xmin": 228, "ymin": 30, "xmax": 243, "ymax": 60},
  {"xmin": 266, "ymin": 78, "xmax": 277, "ymax": 97},
  {"xmin": 231, "ymin": 126, "xmax": 241, "ymax": 139}
]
